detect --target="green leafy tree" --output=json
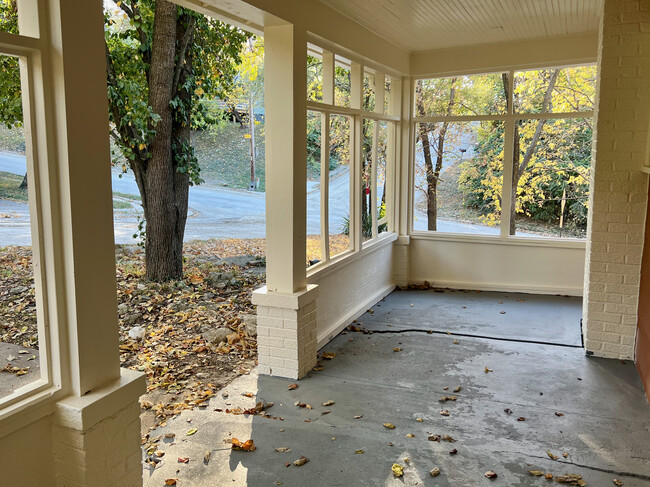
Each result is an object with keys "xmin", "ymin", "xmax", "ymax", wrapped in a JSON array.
[{"xmin": 105, "ymin": 0, "xmax": 248, "ymax": 280}]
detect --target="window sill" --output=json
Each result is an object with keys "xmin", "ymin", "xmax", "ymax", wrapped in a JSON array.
[
  {"xmin": 307, "ymin": 232, "xmax": 398, "ymax": 281},
  {"xmin": 410, "ymin": 231, "xmax": 586, "ymax": 249}
]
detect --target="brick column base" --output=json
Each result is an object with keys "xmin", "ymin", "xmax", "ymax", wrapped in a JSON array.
[
  {"xmin": 54, "ymin": 369, "xmax": 146, "ymax": 486},
  {"xmin": 252, "ymin": 284, "xmax": 319, "ymax": 379}
]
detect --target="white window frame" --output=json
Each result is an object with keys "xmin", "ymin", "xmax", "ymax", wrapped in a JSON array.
[
  {"xmin": 410, "ymin": 65, "xmax": 595, "ymax": 246},
  {"xmin": 306, "ymin": 44, "xmax": 399, "ymax": 273},
  {"xmin": 0, "ymin": 23, "xmax": 62, "ymax": 413}
]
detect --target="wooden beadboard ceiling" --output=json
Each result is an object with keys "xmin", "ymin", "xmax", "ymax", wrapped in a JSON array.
[{"xmin": 318, "ymin": 0, "xmax": 603, "ymax": 52}]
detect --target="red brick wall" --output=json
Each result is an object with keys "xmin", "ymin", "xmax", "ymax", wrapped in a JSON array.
[{"xmin": 637, "ymin": 179, "xmax": 650, "ymax": 401}]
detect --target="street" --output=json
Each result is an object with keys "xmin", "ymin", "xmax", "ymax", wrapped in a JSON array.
[{"xmin": 0, "ymin": 151, "xmax": 352, "ymax": 246}]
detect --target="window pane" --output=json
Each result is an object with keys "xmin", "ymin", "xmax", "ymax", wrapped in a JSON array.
[
  {"xmin": 361, "ymin": 119, "xmax": 374, "ymax": 242},
  {"xmin": 415, "ymin": 73, "xmax": 506, "ymax": 117},
  {"xmin": 514, "ymin": 66, "xmax": 597, "ymax": 114},
  {"xmin": 0, "ymin": 2, "xmax": 18, "ymax": 35},
  {"xmin": 0, "ymin": 55, "xmax": 43, "ymax": 398},
  {"xmin": 377, "ymin": 121, "xmax": 389, "ymax": 235},
  {"xmin": 306, "ymin": 111, "xmax": 322, "ymax": 266},
  {"xmin": 415, "ymin": 120, "xmax": 504, "ymax": 234},
  {"xmin": 363, "ymin": 72, "xmax": 375, "ymax": 112},
  {"xmin": 307, "ymin": 53, "xmax": 323, "ymax": 103},
  {"xmin": 512, "ymin": 118, "xmax": 592, "ymax": 239},
  {"xmin": 334, "ymin": 57, "xmax": 351, "ymax": 108},
  {"xmin": 329, "ymin": 115, "xmax": 351, "ymax": 257},
  {"xmin": 384, "ymin": 76, "xmax": 392, "ymax": 115}
]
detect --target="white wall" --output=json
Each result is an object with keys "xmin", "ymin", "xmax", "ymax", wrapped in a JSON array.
[
  {"xmin": 408, "ymin": 237, "xmax": 586, "ymax": 296},
  {"xmin": 309, "ymin": 238, "xmax": 396, "ymax": 346}
]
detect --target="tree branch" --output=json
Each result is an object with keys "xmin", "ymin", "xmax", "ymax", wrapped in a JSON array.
[
  {"xmin": 517, "ymin": 69, "xmax": 559, "ymax": 178},
  {"xmin": 172, "ymin": 15, "xmax": 196, "ymax": 96}
]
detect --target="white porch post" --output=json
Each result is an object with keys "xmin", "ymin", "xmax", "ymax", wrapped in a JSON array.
[
  {"xmin": 33, "ymin": 0, "xmax": 145, "ymax": 484},
  {"xmin": 253, "ymin": 23, "xmax": 318, "ymax": 379}
]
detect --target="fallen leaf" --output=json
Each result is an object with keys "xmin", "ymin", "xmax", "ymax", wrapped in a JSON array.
[
  {"xmin": 177, "ymin": 457, "xmax": 189, "ymax": 464},
  {"xmin": 485, "ymin": 367, "xmax": 493, "ymax": 373},
  {"xmin": 449, "ymin": 448, "xmax": 458, "ymax": 455},
  {"xmin": 321, "ymin": 352, "xmax": 336, "ymax": 360},
  {"xmin": 442, "ymin": 434, "xmax": 456, "ymax": 443},
  {"xmin": 164, "ymin": 433, "xmax": 175, "ymax": 439},
  {"xmin": 453, "ymin": 339, "xmax": 459, "ymax": 344},
  {"xmin": 406, "ymin": 433, "xmax": 414, "ymax": 438},
  {"xmin": 453, "ymin": 386, "xmax": 461, "ymax": 393},
  {"xmin": 383, "ymin": 423, "xmax": 396, "ymax": 429},
  {"xmin": 499, "ymin": 311, "xmax": 506, "ymax": 314},
  {"xmin": 165, "ymin": 480, "xmax": 178, "ymax": 486},
  {"xmin": 322, "ymin": 400, "xmax": 335, "ymax": 406},
  {"xmin": 430, "ymin": 467, "xmax": 441, "ymax": 477},
  {"xmin": 545, "ymin": 473, "xmax": 554, "ymax": 480},
  {"xmin": 416, "ymin": 418, "xmax": 423, "ymax": 422},
  {"xmin": 428, "ymin": 434, "xmax": 441, "ymax": 442},
  {"xmin": 186, "ymin": 428, "xmax": 198, "ymax": 436},
  {"xmin": 485, "ymin": 470, "xmax": 498, "ymax": 479},
  {"xmin": 504, "ymin": 408, "xmax": 513, "ymax": 414},
  {"xmin": 546, "ymin": 450, "xmax": 559, "ymax": 461},
  {"xmin": 440, "ymin": 410, "xmax": 450, "ymax": 416},
  {"xmin": 612, "ymin": 479, "xmax": 624, "ymax": 486},
  {"xmin": 275, "ymin": 447, "xmax": 291, "ymax": 453},
  {"xmin": 391, "ymin": 463, "xmax": 404, "ymax": 478},
  {"xmin": 555, "ymin": 412, "xmax": 565, "ymax": 417},
  {"xmin": 404, "ymin": 457, "xmax": 410, "ymax": 463},
  {"xmin": 288, "ymin": 383, "xmax": 298, "ymax": 390},
  {"xmin": 562, "ymin": 452, "xmax": 569, "ymax": 458},
  {"xmin": 293, "ymin": 456, "xmax": 309, "ymax": 466},
  {"xmin": 355, "ymin": 449, "xmax": 364, "ymax": 454},
  {"xmin": 231, "ymin": 438, "xmax": 256, "ymax": 451},
  {"xmin": 517, "ymin": 417, "xmax": 526, "ymax": 422},
  {"xmin": 556, "ymin": 473, "xmax": 585, "ymax": 485},
  {"xmin": 354, "ymin": 415, "xmax": 363, "ymax": 419},
  {"xmin": 393, "ymin": 347, "xmax": 402, "ymax": 352},
  {"xmin": 203, "ymin": 451, "xmax": 211, "ymax": 464},
  {"xmin": 529, "ymin": 470, "xmax": 544, "ymax": 476},
  {"xmin": 321, "ymin": 410, "xmax": 331, "ymax": 415}
]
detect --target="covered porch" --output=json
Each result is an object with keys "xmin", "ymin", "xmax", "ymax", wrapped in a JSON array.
[
  {"xmin": 2, "ymin": 0, "xmax": 650, "ymax": 484},
  {"xmin": 142, "ymin": 290, "xmax": 650, "ymax": 485}
]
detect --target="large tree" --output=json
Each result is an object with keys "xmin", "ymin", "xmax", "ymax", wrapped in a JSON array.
[{"xmin": 105, "ymin": 0, "xmax": 247, "ymax": 280}]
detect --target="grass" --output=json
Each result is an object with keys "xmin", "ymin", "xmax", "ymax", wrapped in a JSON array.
[
  {"xmin": 0, "ymin": 171, "xmax": 27, "ymax": 202},
  {"xmin": 192, "ymin": 122, "xmax": 266, "ymax": 191},
  {"xmin": 113, "ymin": 199, "xmax": 132, "ymax": 210},
  {"xmin": 0, "ymin": 126, "xmax": 25, "ymax": 154},
  {"xmin": 113, "ymin": 191, "xmax": 141, "ymax": 201}
]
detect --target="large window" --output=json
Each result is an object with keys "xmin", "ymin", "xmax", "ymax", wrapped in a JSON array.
[
  {"xmin": 306, "ymin": 46, "xmax": 398, "ymax": 268},
  {"xmin": 413, "ymin": 66, "xmax": 596, "ymax": 239},
  {"xmin": 0, "ymin": 4, "xmax": 56, "ymax": 407}
]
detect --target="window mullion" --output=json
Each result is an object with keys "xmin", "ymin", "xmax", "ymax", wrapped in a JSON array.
[
  {"xmin": 500, "ymin": 69, "xmax": 515, "ymax": 238},
  {"xmin": 371, "ymin": 122, "xmax": 378, "ymax": 239},
  {"xmin": 321, "ymin": 112, "xmax": 330, "ymax": 261}
]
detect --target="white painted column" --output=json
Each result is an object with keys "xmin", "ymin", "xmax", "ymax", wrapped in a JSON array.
[
  {"xmin": 394, "ymin": 76, "xmax": 412, "ymax": 287},
  {"xmin": 583, "ymin": 0, "xmax": 650, "ymax": 359},
  {"xmin": 253, "ymin": 23, "xmax": 318, "ymax": 379},
  {"xmin": 13, "ymin": 0, "xmax": 145, "ymax": 484}
]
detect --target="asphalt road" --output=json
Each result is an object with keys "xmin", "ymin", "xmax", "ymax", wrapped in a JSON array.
[{"xmin": 0, "ymin": 151, "xmax": 354, "ymax": 246}]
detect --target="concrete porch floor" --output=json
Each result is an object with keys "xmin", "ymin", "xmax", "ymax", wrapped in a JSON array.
[{"xmin": 144, "ymin": 290, "xmax": 650, "ymax": 486}]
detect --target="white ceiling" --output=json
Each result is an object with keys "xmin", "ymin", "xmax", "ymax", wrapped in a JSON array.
[{"xmin": 318, "ymin": 0, "xmax": 603, "ymax": 52}]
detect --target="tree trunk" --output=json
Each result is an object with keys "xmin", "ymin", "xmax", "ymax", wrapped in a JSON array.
[
  {"xmin": 416, "ymin": 79, "xmax": 457, "ymax": 231},
  {"xmin": 19, "ymin": 172, "xmax": 27, "ymax": 190},
  {"xmin": 145, "ymin": 1, "xmax": 179, "ymax": 280}
]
